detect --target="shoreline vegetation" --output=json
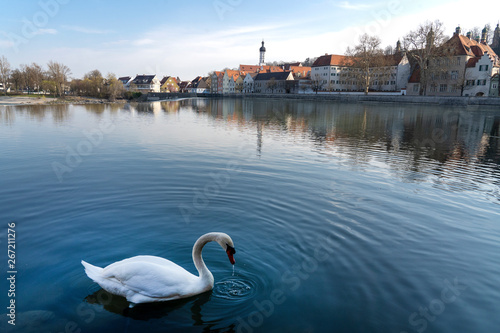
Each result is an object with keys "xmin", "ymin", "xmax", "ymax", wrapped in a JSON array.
[{"xmin": 2, "ymin": 93, "xmax": 500, "ymax": 108}]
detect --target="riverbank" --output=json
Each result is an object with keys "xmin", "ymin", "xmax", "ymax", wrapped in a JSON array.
[
  {"xmin": 0, "ymin": 96, "xmax": 127, "ymax": 106},
  {"xmin": 148, "ymin": 92, "xmax": 500, "ymax": 107}
]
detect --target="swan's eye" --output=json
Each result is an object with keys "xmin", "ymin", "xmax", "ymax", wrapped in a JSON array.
[{"xmin": 226, "ymin": 244, "xmax": 236, "ymax": 254}]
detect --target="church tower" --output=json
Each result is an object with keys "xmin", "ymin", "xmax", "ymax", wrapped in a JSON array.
[
  {"xmin": 491, "ymin": 23, "xmax": 500, "ymax": 55},
  {"xmin": 259, "ymin": 40, "xmax": 266, "ymax": 66}
]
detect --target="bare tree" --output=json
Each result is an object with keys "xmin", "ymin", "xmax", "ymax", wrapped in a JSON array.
[
  {"xmin": 303, "ymin": 57, "xmax": 318, "ymax": 67},
  {"xmin": 310, "ymin": 74, "xmax": 323, "ymax": 94},
  {"xmin": 0, "ymin": 55, "xmax": 11, "ymax": 95},
  {"xmin": 344, "ymin": 34, "xmax": 387, "ymax": 95},
  {"xmin": 403, "ymin": 20, "xmax": 447, "ymax": 96},
  {"xmin": 47, "ymin": 61, "xmax": 71, "ymax": 97},
  {"xmin": 19, "ymin": 63, "xmax": 45, "ymax": 94},
  {"xmin": 266, "ymin": 77, "xmax": 277, "ymax": 93},
  {"xmin": 10, "ymin": 69, "xmax": 23, "ymax": 92}
]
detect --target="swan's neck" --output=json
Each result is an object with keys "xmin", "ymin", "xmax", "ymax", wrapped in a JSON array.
[{"xmin": 192, "ymin": 233, "xmax": 216, "ymax": 287}]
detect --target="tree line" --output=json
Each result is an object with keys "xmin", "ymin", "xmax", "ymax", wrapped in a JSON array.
[
  {"xmin": 0, "ymin": 58, "xmax": 125, "ymax": 100},
  {"xmin": 0, "ymin": 57, "xmax": 71, "ymax": 97}
]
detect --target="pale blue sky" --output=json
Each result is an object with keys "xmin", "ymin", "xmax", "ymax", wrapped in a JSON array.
[{"xmin": 1, "ymin": 0, "xmax": 499, "ymax": 80}]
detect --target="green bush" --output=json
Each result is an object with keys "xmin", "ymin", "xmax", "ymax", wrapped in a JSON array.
[{"xmin": 123, "ymin": 91, "xmax": 142, "ymax": 100}]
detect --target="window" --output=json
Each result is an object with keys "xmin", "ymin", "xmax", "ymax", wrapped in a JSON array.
[
  {"xmin": 456, "ymin": 57, "xmax": 461, "ymax": 65},
  {"xmin": 466, "ymin": 80, "xmax": 475, "ymax": 86},
  {"xmin": 413, "ymin": 84, "xmax": 420, "ymax": 92},
  {"xmin": 477, "ymin": 80, "xmax": 486, "ymax": 86},
  {"xmin": 451, "ymin": 71, "xmax": 459, "ymax": 80},
  {"xmin": 430, "ymin": 84, "xmax": 437, "ymax": 92},
  {"xmin": 479, "ymin": 65, "xmax": 489, "ymax": 71},
  {"xmin": 439, "ymin": 84, "xmax": 447, "ymax": 92},
  {"xmin": 451, "ymin": 84, "xmax": 458, "ymax": 92},
  {"xmin": 494, "ymin": 84, "xmax": 498, "ymax": 89}
]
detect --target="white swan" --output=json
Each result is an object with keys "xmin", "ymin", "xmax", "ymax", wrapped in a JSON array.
[{"xmin": 81, "ymin": 232, "xmax": 236, "ymax": 304}]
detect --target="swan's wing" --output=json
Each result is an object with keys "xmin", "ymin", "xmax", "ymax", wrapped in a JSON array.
[{"xmin": 101, "ymin": 256, "xmax": 199, "ymax": 298}]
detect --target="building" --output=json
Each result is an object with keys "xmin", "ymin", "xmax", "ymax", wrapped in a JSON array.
[
  {"xmin": 254, "ymin": 71, "xmax": 294, "ymax": 94},
  {"xmin": 234, "ymin": 75, "xmax": 244, "ymax": 94},
  {"xmin": 288, "ymin": 65, "xmax": 311, "ymax": 78},
  {"xmin": 130, "ymin": 75, "xmax": 160, "ymax": 93},
  {"xmin": 188, "ymin": 76, "xmax": 210, "ymax": 94},
  {"xmin": 178, "ymin": 81, "xmax": 190, "ymax": 93},
  {"xmin": 490, "ymin": 73, "xmax": 499, "ymax": 97},
  {"xmin": 210, "ymin": 71, "xmax": 223, "ymax": 94},
  {"xmin": 311, "ymin": 54, "xmax": 355, "ymax": 91},
  {"xmin": 223, "ymin": 70, "xmax": 240, "ymax": 94},
  {"xmin": 243, "ymin": 73, "xmax": 258, "ymax": 93},
  {"xmin": 407, "ymin": 26, "xmax": 500, "ymax": 97},
  {"xmin": 160, "ymin": 76, "xmax": 179, "ymax": 93},
  {"xmin": 312, "ymin": 52, "xmax": 409, "ymax": 93},
  {"xmin": 118, "ymin": 76, "xmax": 132, "ymax": 90}
]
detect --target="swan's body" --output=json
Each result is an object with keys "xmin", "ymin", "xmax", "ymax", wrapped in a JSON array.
[{"xmin": 82, "ymin": 232, "xmax": 236, "ymax": 304}]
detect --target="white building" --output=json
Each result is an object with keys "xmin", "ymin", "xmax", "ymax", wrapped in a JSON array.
[
  {"xmin": 311, "ymin": 53, "xmax": 410, "ymax": 92},
  {"xmin": 463, "ymin": 51, "xmax": 500, "ymax": 96},
  {"xmin": 243, "ymin": 73, "xmax": 257, "ymax": 93},
  {"xmin": 130, "ymin": 75, "xmax": 161, "ymax": 93},
  {"xmin": 223, "ymin": 70, "xmax": 240, "ymax": 94}
]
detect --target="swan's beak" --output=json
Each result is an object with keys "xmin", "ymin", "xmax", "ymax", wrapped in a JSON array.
[{"xmin": 226, "ymin": 244, "xmax": 236, "ymax": 265}]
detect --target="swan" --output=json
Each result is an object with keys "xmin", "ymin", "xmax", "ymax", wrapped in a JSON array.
[{"xmin": 81, "ymin": 232, "xmax": 236, "ymax": 305}]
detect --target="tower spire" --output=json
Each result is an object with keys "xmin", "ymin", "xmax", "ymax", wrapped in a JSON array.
[{"xmin": 259, "ymin": 40, "xmax": 266, "ymax": 66}]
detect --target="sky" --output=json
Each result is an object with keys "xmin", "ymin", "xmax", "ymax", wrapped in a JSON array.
[{"xmin": 1, "ymin": 0, "xmax": 499, "ymax": 80}]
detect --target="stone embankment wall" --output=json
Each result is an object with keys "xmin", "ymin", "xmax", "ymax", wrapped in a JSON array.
[{"xmin": 147, "ymin": 92, "xmax": 500, "ymax": 107}]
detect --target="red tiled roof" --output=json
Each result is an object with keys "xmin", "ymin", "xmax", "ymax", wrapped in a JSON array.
[
  {"xmin": 225, "ymin": 70, "xmax": 240, "ymax": 80},
  {"xmin": 312, "ymin": 54, "xmax": 352, "ymax": 67},
  {"xmin": 408, "ymin": 68, "xmax": 420, "ymax": 83},
  {"xmin": 239, "ymin": 64, "xmax": 285, "ymax": 74},
  {"xmin": 446, "ymin": 34, "xmax": 499, "ymax": 60},
  {"xmin": 239, "ymin": 65, "xmax": 261, "ymax": 72},
  {"xmin": 466, "ymin": 57, "xmax": 480, "ymax": 68}
]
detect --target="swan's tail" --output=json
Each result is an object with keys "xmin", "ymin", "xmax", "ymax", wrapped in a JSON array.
[{"xmin": 81, "ymin": 260, "xmax": 103, "ymax": 282}]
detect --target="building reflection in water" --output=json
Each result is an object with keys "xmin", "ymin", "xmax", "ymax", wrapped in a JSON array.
[{"xmin": 1, "ymin": 98, "xmax": 498, "ymax": 199}]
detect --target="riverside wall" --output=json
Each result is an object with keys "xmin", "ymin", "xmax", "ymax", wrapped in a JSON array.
[{"xmin": 147, "ymin": 92, "xmax": 500, "ymax": 107}]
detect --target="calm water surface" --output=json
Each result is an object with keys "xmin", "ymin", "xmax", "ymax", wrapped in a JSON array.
[{"xmin": 0, "ymin": 98, "xmax": 499, "ymax": 333}]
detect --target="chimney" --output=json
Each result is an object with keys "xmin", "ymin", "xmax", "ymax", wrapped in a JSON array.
[
  {"xmin": 455, "ymin": 25, "xmax": 461, "ymax": 36},
  {"xmin": 466, "ymin": 31, "xmax": 472, "ymax": 39}
]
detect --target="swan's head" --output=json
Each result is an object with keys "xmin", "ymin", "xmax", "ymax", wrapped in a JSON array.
[{"xmin": 214, "ymin": 233, "xmax": 236, "ymax": 265}]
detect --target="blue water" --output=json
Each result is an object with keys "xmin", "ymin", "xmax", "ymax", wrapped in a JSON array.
[{"xmin": 0, "ymin": 99, "xmax": 499, "ymax": 333}]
